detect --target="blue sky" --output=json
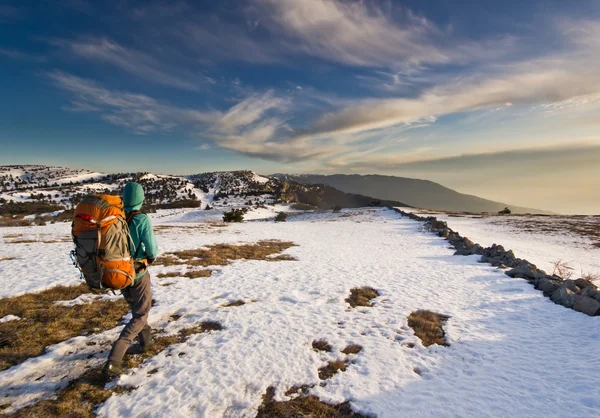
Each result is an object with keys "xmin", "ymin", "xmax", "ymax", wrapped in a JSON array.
[{"xmin": 1, "ymin": 0, "xmax": 599, "ymax": 213}]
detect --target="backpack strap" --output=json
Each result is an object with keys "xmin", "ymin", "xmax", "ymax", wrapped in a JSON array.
[{"xmin": 126, "ymin": 211, "xmax": 143, "ymax": 260}]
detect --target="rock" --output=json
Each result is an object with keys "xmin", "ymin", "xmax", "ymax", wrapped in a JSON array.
[
  {"xmin": 550, "ymin": 287, "xmax": 576, "ymax": 308},
  {"xmin": 573, "ymin": 296, "xmax": 600, "ymax": 316},
  {"xmin": 578, "ymin": 286, "xmax": 600, "ymax": 302},
  {"xmin": 563, "ymin": 280, "xmax": 579, "ymax": 292},
  {"xmin": 507, "ymin": 265, "xmax": 540, "ymax": 281},
  {"xmin": 535, "ymin": 277, "xmax": 563, "ymax": 296},
  {"xmin": 575, "ymin": 279, "xmax": 598, "ymax": 290}
]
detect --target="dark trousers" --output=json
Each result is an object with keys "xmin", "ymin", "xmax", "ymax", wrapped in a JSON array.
[{"xmin": 108, "ymin": 271, "xmax": 152, "ymax": 364}]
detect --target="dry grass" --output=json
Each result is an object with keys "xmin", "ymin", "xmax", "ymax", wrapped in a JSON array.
[
  {"xmin": 155, "ymin": 240, "xmax": 297, "ymax": 268},
  {"xmin": 221, "ymin": 300, "xmax": 246, "ymax": 307},
  {"xmin": 580, "ymin": 272, "xmax": 600, "ymax": 283},
  {"xmin": 346, "ymin": 287, "xmax": 379, "ymax": 308},
  {"xmin": 5, "ymin": 239, "xmax": 37, "ymax": 244},
  {"xmin": 156, "ymin": 270, "xmax": 213, "ymax": 279},
  {"xmin": 550, "ymin": 260, "xmax": 574, "ymax": 280},
  {"xmin": 11, "ymin": 322, "xmax": 224, "ymax": 418},
  {"xmin": 178, "ymin": 321, "xmax": 223, "ymax": 337},
  {"xmin": 341, "ymin": 344, "xmax": 363, "ymax": 355},
  {"xmin": 0, "ymin": 257, "xmax": 16, "ymax": 262},
  {"xmin": 407, "ymin": 310, "xmax": 450, "ymax": 347},
  {"xmin": 0, "ymin": 284, "xmax": 129, "ymax": 371},
  {"xmin": 318, "ymin": 359, "xmax": 349, "ymax": 380},
  {"xmin": 257, "ymin": 386, "xmax": 367, "ymax": 418},
  {"xmin": 312, "ymin": 339, "xmax": 333, "ymax": 352}
]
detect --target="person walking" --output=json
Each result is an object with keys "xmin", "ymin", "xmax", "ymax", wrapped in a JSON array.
[{"xmin": 104, "ymin": 182, "xmax": 158, "ymax": 376}]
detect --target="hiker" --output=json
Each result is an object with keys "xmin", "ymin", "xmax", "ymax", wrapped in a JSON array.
[{"xmin": 104, "ymin": 182, "xmax": 158, "ymax": 376}]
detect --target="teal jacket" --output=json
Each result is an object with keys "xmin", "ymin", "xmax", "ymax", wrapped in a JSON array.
[
  {"xmin": 128, "ymin": 213, "xmax": 158, "ymax": 278},
  {"xmin": 123, "ymin": 182, "xmax": 158, "ymax": 278}
]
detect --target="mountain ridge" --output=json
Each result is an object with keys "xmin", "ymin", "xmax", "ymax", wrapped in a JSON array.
[{"xmin": 272, "ymin": 173, "xmax": 553, "ymax": 214}]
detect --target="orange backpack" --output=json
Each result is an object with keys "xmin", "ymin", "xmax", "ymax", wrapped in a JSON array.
[{"xmin": 71, "ymin": 194, "xmax": 136, "ymax": 290}]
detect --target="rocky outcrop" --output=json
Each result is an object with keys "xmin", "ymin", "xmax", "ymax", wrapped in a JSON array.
[{"xmin": 392, "ymin": 208, "xmax": 600, "ymax": 317}]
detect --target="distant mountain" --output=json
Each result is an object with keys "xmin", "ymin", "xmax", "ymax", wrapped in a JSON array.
[
  {"xmin": 272, "ymin": 174, "xmax": 551, "ymax": 214},
  {"xmin": 0, "ymin": 166, "xmax": 409, "ymax": 216}
]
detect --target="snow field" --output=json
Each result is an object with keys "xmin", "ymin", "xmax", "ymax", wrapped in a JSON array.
[
  {"xmin": 0, "ymin": 208, "xmax": 599, "ymax": 417},
  {"xmin": 401, "ymin": 208, "xmax": 600, "ymax": 282}
]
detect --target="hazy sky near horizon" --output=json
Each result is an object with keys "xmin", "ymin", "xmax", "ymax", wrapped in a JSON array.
[{"xmin": 1, "ymin": 0, "xmax": 599, "ymax": 214}]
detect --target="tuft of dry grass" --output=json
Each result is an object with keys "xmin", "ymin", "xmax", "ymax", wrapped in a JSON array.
[
  {"xmin": 346, "ymin": 287, "xmax": 379, "ymax": 308},
  {"xmin": 318, "ymin": 359, "xmax": 349, "ymax": 380},
  {"xmin": 312, "ymin": 339, "xmax": 333, "ymax": 352},
  {"xmin": 157, "ymin": 269, "xmax": 214, "ymax": 279},
  {"xmin": 221, "ymin": 300, "xmax": 246, "ymax": 307},
  {"xmin": 407, "ymin": 310, "xmax": 450, "ymax": 347},
  {"xmin": 154, "ymin": 240, "xmax": 297, "ymax": 268},
  {"xmin": 11, "ymin": 322, "xmax": 224, "ymax": 417},
  {"xmin": 0, "ymin": 257, "xmax": 16, "ymax": 262},
  {"xmin": 178, "ymin": 321, "xmax": 223, "ymax": 337},
  {"xmin": 257, "ymin": 386, "xmax": 367, "ymax": 418},
  {"xmin": 341, "ymin": 344, "xmax": 363, "ymax": 355},
  {"xmin": 5, "ymin": 239, "xmax": 37, "ymax": 244},
  {"xmin": 550, "ymin": 260, "xmax": 574, "ymax": 280},
  {"xmin": 0, "ymin": 284, "xmax": 129, "ymax": 371}
]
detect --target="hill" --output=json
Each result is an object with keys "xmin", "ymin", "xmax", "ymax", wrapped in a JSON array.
[
  {"xmin": 273, "ymin": 174, "xmax": 551, "ymax": 214},
  {"xmin": 0, "ymin": 166, "xmax": 409, "ymax": 221}
]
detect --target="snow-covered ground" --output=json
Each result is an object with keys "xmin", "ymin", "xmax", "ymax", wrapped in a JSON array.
[
  {"xmin": 1, "ymin": 208, "xmax": 599, "ymax": 417},
  {"xmin": 399, "ymin": 207, "xmax": 600, "ymax": 281}
]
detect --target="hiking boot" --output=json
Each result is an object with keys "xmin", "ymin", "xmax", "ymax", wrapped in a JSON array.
[
  {"xmin": 125, "ymin": 343, "xmax": 147, "ymax": 355},
  {"xmin": 103, "ymin": 361, "xmax": 124, "ymax": 377},
  {"xmin": 139, "ymin": 327, "xmax": 153, "ymax": 348}
]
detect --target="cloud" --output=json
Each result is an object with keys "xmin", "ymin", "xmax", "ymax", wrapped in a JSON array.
[
  {"xmin": 251, "ymin": 0, "xmax": 514, "ymax": 68},
  {"xmin": 0, "ymin": 48, "xmax": 45, "ymax": 62},
  {"xmin": 64, "ymin": 38, "xmax": 214, "ymax": 90},
  {"xmin": 47, "ymin": 71, "xmax": 219, "ymax": 134},
  {"xmin": 325, "ymin": 141, "xmax": 600, "ymax": 172},
  {"xmin": 290, "ymin": 20, "xmax": 600, "ymax": 141}
]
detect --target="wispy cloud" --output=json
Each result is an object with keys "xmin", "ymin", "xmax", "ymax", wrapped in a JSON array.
[
  {"xmin": 61, "ymin": 38, "xmax": 214, "ymax": 90},
  {"xmin": 47, "ymin": 71, "xmax": 219, "ymax": 134},
  {"xmin": 0, "ymin": 48, "xmax": 45, "ymax": 62},
  {"xmin": 250, "ymin": 0, "xmax": 515, "ymax": 69}
]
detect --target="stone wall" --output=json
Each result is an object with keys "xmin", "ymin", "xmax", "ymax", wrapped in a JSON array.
[{"xmin": 392, "ymin": 208, "xmax": 600, "ymax": 317}]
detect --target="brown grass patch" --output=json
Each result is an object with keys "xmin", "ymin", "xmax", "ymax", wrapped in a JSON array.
[
  {"xmin": 346, "ymin": 287, "xmax": 379, "ymax": 308},
  {"xmin": 341, "ymin": 344, "xmax": 362, "ymax": 355},
  {"xmin": 221, "ymin": 300, "xmax": 246, "ymax": 307},
  {"xmin": 157, "ymin": 269, "xmax": 214, "ymax": 279},
  {"xmin": 318, "ymin": 359, "xmax": 349, "ymax": 380},
  {"xmin": 5, "ymin": 239, "xmax": 37, "ymax": 244},
  {"xmin": 0, "ymin": 284, "xmax": 129, "ymax": 371},
  {"xmin": 155, "ymin": 240, "xmax": 297, "ymax": 267},
  {"xmin": 258, "ymin": 386, "xmax": 367, "ymax": 418},
  {"xmin": 312, "ymin": 339, "xmax": 332, "ymax": 352},
  {"xmin": 0, "ymin": 257, "xmax": 16, "ymax": 262},
  {"xmin": 11, "ymin": 322, "xmax": 223, "ymax": 417},
  {"xmin": 407, "ymin": 310, "xmax": 450, "ymax": 347},
  {"xmin": 178, "ymin": 321, "xmax": 223, "ymax": 337}
]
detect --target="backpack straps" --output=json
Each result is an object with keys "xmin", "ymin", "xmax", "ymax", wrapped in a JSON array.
[{"xmin": 126, "ymin": 211, "xmax": 143, "ymax": 260}]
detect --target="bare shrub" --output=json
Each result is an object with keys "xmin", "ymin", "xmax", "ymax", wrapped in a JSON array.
[{"xmin": 551, "ymin": 260, "xmax": 574, "ymax": 280}]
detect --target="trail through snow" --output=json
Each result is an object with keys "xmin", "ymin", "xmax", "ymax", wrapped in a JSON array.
[{"xmin": 0, "ymin": 208, "xmax": 599, "ymax": 417}]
